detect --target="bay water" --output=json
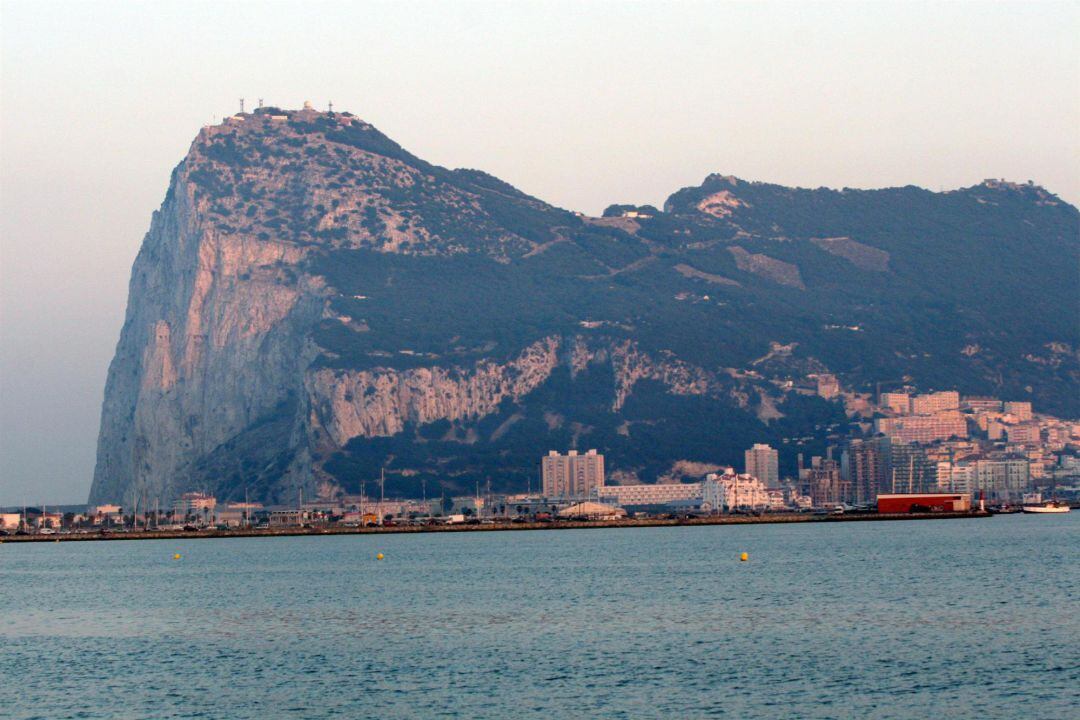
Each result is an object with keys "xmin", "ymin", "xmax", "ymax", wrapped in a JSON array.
[{"xmin": 1, "ymin": 515, "xmax": 1077, "ymax": 718}]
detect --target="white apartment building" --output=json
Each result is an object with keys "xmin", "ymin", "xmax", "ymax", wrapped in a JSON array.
[
  {"xmin": 594, "ymin": 482, "xmax": 702, "ymax": 507},
  {"xmin": 704, "ymin": 470, "xmax": 771, "ymax": 510},
  {"xmin": 700, "ymin": 477, "xmax": 726, "ymax": 512},
  {"xmin": 936, "ymin": 462, "xmax": 976, "ymax": 494},
  {"xmin": 967, "ymin": 455, "xmax": 1032, "ymax": 500}
]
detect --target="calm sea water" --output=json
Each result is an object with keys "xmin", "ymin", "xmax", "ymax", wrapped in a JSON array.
[{"xmin": 1, "ymin": 515, "xmax": 1077, "ymax": 719}]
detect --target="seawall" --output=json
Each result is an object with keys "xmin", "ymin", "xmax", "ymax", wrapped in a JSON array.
[{"xmin": 0, "ymin": 511, "xmax": 991, "ymax": 543}]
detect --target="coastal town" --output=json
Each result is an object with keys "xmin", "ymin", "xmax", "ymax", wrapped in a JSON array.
[{"xmin": 3, "ymin": 386, "xmax": 1077, "ymax": 538}]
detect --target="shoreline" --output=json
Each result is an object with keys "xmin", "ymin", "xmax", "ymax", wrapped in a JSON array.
[{"xmin": 0, "ymin": 510, "xmax": 992, "ymax": 543}]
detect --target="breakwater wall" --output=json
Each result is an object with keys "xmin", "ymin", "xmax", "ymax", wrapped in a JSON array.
[{"xmin": 0, "ymin": 511, "xmax": 990, "ymax": 543}]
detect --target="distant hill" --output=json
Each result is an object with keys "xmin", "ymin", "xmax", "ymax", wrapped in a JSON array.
[{"xmin": 89, "ymin": 107, "xmax": 1080, "ymax": 505}]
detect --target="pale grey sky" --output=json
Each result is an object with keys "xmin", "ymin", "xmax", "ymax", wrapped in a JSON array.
[{"xmin": 1, "ymin": 0, "xmax": 1078, "ymax": 505}]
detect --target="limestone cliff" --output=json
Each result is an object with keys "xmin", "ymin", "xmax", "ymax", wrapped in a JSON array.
[
  {"xmin": 89, "ymin": 107, "xmax": 745, "ymax": 504},
  {"xmin": 91, "ymin": 106, "xmax": 1079, "ymax": 503},
  {"xmin": 90, "ymin": 137, "xmax": 325, "ymax": 505}
]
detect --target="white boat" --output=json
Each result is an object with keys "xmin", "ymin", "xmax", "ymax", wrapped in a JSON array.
[{"xmin": 1021, "ymin": 501, "xmax": 1071, "ymax": 514}]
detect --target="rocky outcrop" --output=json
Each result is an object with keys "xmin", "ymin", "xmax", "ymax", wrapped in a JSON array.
[
  {"xmin": 91, "ymin": 106, "xmax": 1078, "ymax": 504},
  {"xmin": 811, "ymin": 236, "xmax": 890, "ymax": 271},
  {"xmin": 673, "ymin": 263, "xmax": 741, "ymax": 286},
  {"xmin": 607, "ymin": 342, "xmax": 715, "ymax": 410},
  {"xmin": 307, "ymin": 337, "xmax": 562, "ymax": 445},
  {"xmin": 306, "ymin": 334, "xmax": 728, "ymax": 446},
  {"xmin": 727, "ymin": 246, "xmax": 805, "ymax": 289},
  {"xmin": 696, "ymin": 190, "xmax": 749, "ymax": 218}
]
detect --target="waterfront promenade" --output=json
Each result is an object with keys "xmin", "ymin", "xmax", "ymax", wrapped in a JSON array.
[{"xmin": 0, "ymin": 510, "xmax": 990, "ymax": 543}]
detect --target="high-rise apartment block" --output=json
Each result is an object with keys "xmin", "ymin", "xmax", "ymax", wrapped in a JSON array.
[
  {"xmin": 888, "ymin": 442, "xmax": 938, "ymax": 494},
  {"xmin": 541, "ymin": 449, "xmax": 605, "ymax": 498},
  {"xmin": 799, "ymin": 456, "xmax": 847, "ymax": 508},
  {"xmin": 744, "ymin": 443, "xmax": 780, "ymax": 488},
  {"xmin": 841, "ymin": 437, "xmax": 891, "ymax": 505}
]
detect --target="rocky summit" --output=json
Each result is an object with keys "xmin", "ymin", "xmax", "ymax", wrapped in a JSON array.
[{"xmin": 89, "ymin": 106, "xmax": 1080, "ymax": 505}]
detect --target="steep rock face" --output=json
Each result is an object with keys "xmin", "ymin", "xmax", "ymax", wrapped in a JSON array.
[
  {"xmin": 90, "ymin": 141, "xmax": 325, "ymax": 505},
  {"xmin": 605, "ymin": 340, "xmax": 716, "ymax": 410},
  {"xmin": 307, "ymin": 334, "xmax": 726, "ymax": 450},
  {"xmin": 92, "ymin": 106, "xmax": 1079, "ymax": 504},
  {"xmin": 308, "ymin": 337, "xmax": 563, "ymax": 445}
]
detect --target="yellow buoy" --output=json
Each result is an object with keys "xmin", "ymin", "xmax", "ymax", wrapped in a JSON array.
[
  {"xmin": 740, "ymin": 552, "xmax": 749, "ymax": 562},
  {"xmin": 173, "ymin": 553, "xmax": 182, "ymax": 560},
  {"xmin": 376, "ymin": 553, "xmax": 384, "ymax": 560}
]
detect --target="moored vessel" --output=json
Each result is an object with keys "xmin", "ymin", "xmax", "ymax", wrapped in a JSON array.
[{"xmin": 1021, "ymin": 501, "xmax": 1071, "ymax": 514}]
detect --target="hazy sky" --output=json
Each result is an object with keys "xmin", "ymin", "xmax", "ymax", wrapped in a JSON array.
[{"xmin": 1, "ymin": 0, "xmax": 1078, "ymax": 505}]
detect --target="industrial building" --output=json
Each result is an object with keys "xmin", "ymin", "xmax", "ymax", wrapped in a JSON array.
[{"xmin": 876, "ymin": 493, "xmax": 971, "ymax": 513}]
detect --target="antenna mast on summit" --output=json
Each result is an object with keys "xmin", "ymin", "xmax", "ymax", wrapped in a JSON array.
[
  {"xmin": 257, "ymin": 98, "xmax": 263, "ymax": 109},
  {"xmin": 328, "ymin": 100, "xmax": 334, "ymax": 113},
  {"xmin": 239, "ymin": 98, "xmax": 245, "ymax": 114}
]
